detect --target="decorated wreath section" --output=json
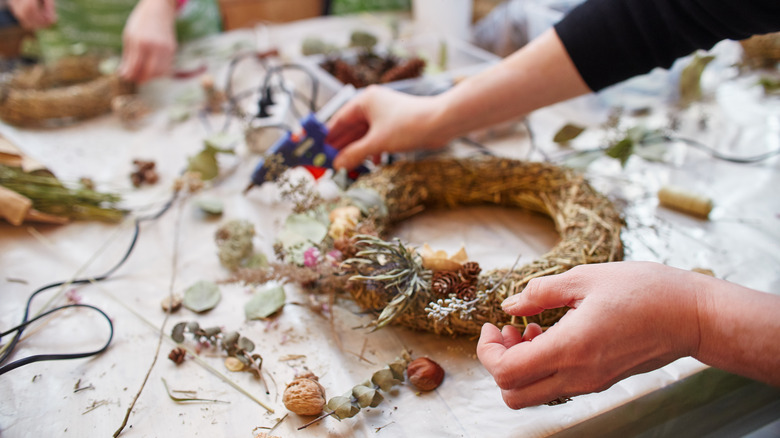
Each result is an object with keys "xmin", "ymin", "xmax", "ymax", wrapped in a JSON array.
[{"xmin": 229, "ymin": 156, "xmax": 624, "ymax": 337}]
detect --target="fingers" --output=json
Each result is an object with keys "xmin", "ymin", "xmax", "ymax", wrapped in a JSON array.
[
  {"xmin": 333, "ymin": 131, "xmax": 383, "ymax": 170},
  {"xmin": 500, "ymin": 374, "xmax": 568, "ymax": 410},
  {"xmin": 522, "ymin": 323, "xmax": 543, "ymax": 342},
  {"xmin": 10, "ymin": 0, "xmax": 56, "ymax": 29},
  {"xmin": 501, "ymin": 271, "xmax": 582, "ymax": 315},
  {"xmin": 477, "ymin": 323, "xmax": 558, "ymax": 391},
  {"xmin": 119, "ymin": 39, "xmax": 175, "ymax": 83},
  {"xmin": 326, "ymin": 96, "xmax": 369, "ymax": 149}
]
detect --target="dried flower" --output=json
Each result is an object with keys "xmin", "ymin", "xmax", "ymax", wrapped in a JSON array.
[
  {"xmin": 168, "ymin": 347, "xmax": 186, "ymax": 365},
  {"xmin": 328, "ymin": 206, "xmax": 361, "ymax": 240},
  {"xmin": 303, "ymin": 246, "xmax": 321, "ymax": 268},
  {"xmin": 130, "ymin": 159, "xmax": 159, "ymax": 187}
]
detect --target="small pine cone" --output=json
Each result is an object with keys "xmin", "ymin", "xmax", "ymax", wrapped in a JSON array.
[
  {"xmin": 458, "ymin": 261, "xmax": 482, "ymax": 281},
  {"xmin": 379, "ymin": 57, "xmax": 425, "ymax": 83},
  {"xmin": 168, "ymin": 347, "xmax": 186, "ymax": 365},
  {"xmin": 454, "ymin": 282, "xmax": 477, "ymax": 301},
  {"xmin": 333, "ymin": 60, "xmax": 364, "ymax": 88},
  {"xmin": 432, "ymin": 271, "xmax": 459, "ymax": 296}
]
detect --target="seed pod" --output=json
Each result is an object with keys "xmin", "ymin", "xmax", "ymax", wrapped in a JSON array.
[{"xmin": 407, "ymin": 357, "xmax": 445, "ymax": 391}]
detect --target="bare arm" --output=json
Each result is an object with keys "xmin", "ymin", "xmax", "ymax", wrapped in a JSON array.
[
  {"xmin": 476, "ymin": 262, "xmax": 780, "ymax": 409},
  {"xmin": 327, "ymin": 28, "xmax": 590, "ymax": 170},
  {"xmin": 118, "ymin": 0, "xmax": 178, "ymax": 83}
]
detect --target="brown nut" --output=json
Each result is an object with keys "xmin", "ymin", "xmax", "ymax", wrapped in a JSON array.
[
  {"xmin": 407, "ymin": 357, "xmax": 444, "ymax": 391},
  {"xmin": 282, "ymin": 375, "xmax": 326, "ymax": 416}
]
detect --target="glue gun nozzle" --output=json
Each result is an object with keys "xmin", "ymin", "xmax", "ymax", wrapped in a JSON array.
[{"xmin": 243, "ymin": 182, "xmax": 255, "ymax": 195}]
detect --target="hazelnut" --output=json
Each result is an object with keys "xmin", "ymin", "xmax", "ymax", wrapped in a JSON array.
[
  {"xmin": 282, "ymin": 374, "xmax": 326, "ymax": 416},
  {"xmin": 407, "ymin": 357, "xmax": 444, "ymax": 391}
]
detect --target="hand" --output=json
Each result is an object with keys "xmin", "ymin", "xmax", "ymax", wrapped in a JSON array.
[
  {"xmin": 326, "ymin": 85, "xmax": 453, "ymax": 171},
  {"xmin": 9, "ymin": 0, "xmax": 57, "ymax": 29},
  {"xmin": 119, "ymin": 0, "xmax": 178, "ymax": 83},
  {"xmin": 477, "ymin": 262, "xmax": 703, "ymax": 409}
]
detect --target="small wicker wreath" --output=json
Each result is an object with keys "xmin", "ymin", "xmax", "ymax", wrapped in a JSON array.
[
  {"xmin": 0, "ymin": 56, "xmax": 133, "ymax": 127},
  {"xmin": 340, "ymin": 156, "xmax": 624, "ymax": 336}
]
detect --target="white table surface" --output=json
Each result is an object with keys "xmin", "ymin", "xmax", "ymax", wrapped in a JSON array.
[{"xmin": 1, "ymin": 15, "xmax": 779, "ymax": 438}]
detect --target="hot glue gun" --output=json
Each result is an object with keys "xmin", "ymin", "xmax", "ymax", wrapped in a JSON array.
[{"xmin": 244, "ymin": 85, "xmax": 366, "ymax": 193}]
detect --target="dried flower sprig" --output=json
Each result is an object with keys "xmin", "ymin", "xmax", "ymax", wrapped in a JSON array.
[
  {"xmin": 342, "ymin": 235, "xmax": 431, "ymax": 330},
  {"xmin": 170, "ymin": 321, "xmax": 267, "ymax": 386},
  {"xmin": 298, "ymin": 351, "xmax": 411, "ymax": 430}
]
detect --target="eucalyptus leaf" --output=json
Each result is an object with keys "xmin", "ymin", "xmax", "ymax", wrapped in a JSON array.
[
  {"xmin": 223, "ymin": 331, "xmax": 239, "ymax": 348},
  {"xmin": 345, "ymin": 187, "xmax": 388, "ymax": 217},
  {"xmin": 195, "ymin": 197, "xmax": 224, "ymax": 215},
  {"xmin": 168, "ymin": 104, "xmax": 192, "ymax": 123},
  {"xmin": 277, "ymin": 214, "xmax": 329, "ymax": 264},
  {"xmin": 605, "ymin": 138, "xmax": 634, "ymax": 167},
  {"xmin": 244, "ymin": 284, "xmax": 286, "ymax": 320},
  {"xmin": 562, "ymin": 149, "xmax": 603, "ymax": 171},
  {"xmin": 243, "ymin": 252, "xmax": 268, "ymax": 269},
  {"xmin": 204, "ymin": 133, "xmax": 239, "ymax": 153},
  {"xmin": 371, "ymin": 368, "xmax": 396, "ymax": 392},
  {"xmin": 635, "ymin": 142, "xmax": 670, "ymax": 163},
  {"xmin": 553, "ymin": 123, "xmax": 586, "ymax": 144},
  {"xmin": 327, "ymin": 396, "xmax": 360, "ymax": 420},
  {"xmin": 202, "ymin": 326, "xmax": 221, "ymax": 338},
  {"xmin": 388, "ymin": 359, "xmax": 406, "ymax": 381},
  {"xmin": 237, "ymin": 336, "xmax": 255, "ymax": 352},
  {"xmin": 187, "ymin": 149, "xmax": 219, "ymax": 181},
  {"xmin": 351, "ymin": 385, "xmax": 377, "ymax": 408},
  {"xmin": 186, "ymin": 321, "xmax": 200, "ymax": 332},
  {"xmin": 171, "ymin": 322, "xmax": 187, "ymax": 343},
  {"xmin": 183, "ymin": 280, "xmax": 221, "ymax": 313}
]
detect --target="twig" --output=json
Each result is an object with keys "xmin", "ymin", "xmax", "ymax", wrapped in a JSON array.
[
  {"xmin": 113, "ymin": 201, "xmax": 185, "ymax": 437},
  {"xmin": 161, "ymin": 378, "xmax": 229, "ymax": 403},
  {"xmin": 297, "ymin": 410, "xmax": 336, "ymax": 430}
]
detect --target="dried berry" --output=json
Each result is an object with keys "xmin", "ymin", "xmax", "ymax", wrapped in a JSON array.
[
  {"xmin": 283, "ymin": 373, "xmax": 326, "ymax": 416},
  {"xmin": 168, "ymin": 347, "xmax": 186, "ymax": 365},
  {"xmin": 407, "ymin": 357, "xmax": 444, "ymax": 391}
]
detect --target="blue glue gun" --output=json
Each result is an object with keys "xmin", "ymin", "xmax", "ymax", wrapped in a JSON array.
[{"xmin": 244, "ymin": 86, "xmax": 366, "ymax": 193}]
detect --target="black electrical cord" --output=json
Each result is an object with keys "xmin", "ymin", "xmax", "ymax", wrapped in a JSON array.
[{"xmin": 0, "ymin": 193, "xmax": 176, "ymax": 376}]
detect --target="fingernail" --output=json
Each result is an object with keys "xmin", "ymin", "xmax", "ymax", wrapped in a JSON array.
[{"xmin": 501, "ymin": 295, "xmax": 519, "ymax": 309}]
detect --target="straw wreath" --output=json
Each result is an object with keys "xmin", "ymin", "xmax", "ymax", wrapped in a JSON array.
[
  {"xmin": 339, "ymin": 156, "xmax": 623, "ymax": 336},
  {"xmin": 0, "ymin": 56, "xmax": 133, "ymax": 127}
]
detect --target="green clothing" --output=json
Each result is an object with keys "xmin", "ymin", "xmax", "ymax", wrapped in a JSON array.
[{"xmin": 36, "ymin": 0, "xmax": 221, "ymax": 61}]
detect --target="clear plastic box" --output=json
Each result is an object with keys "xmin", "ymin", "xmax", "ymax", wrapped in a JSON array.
[{"xmin": 304, "ymin": 33, "xmax": 501, "ymax": 97}]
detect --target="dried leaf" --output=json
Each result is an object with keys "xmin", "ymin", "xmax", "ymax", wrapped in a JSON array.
[
  {"xmin": 171, "ymin": 322, "xmax": 187, "ymax": 343},
  {"xmin": 553, "ymin": 123, "xmax": 586, "ymax": 144},
  {"xmin": 351, "ymin": 384, "xmax": 383, "ymax": 408},
  {"xmin": 679, "ymin": 53, "xmax": 715, "ymax": 107},
  {"xmin": 371, "ymin": 368, "xmax": 397, "ymax": 392},
  {"xmin": 327, "ymin": 396, "xmax": 359, "ymax": 420},
  {"xmin": 605, "ymin": 138, "xmax": 634, "ymax": 167},
  {"xmin": 187, "ymin": 149, "xmax": 219, "ymax": 181},
  {"xmin": 244, "ymin": 284, "xmax": 286, "ymax": 320},
  {"xmin": 238, "ymin": 336, "xmax": 255, "ymax": 352},
  {"xmin": 183, "ymin": 280, "xmax": 221, "ymax": 313}
]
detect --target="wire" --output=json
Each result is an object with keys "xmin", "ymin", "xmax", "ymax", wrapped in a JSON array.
[
  {"xmin": 0, "ymin": 193, "xmax": 177, "ymax": 375},
  {"xmin": 667, "ymin": 135, "xmax": 780, "ymax": 164}
]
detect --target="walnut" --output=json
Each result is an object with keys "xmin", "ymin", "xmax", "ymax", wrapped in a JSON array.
[
  {"xmin": 407, "ymin": 357, "xmax": 444, "ymax": 391},
  {"xmin": 283, "ymin": 373, "xmax": 326, "ymax": 416}
]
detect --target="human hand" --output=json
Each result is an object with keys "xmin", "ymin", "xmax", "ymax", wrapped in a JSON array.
[
  {"xmin": 9, "ymin": 0, "xmax": 57, "ymax": 29},
  {"xmin": 326, "ymin": 85, "xmax": 453, "ymax": 171},
  {"xmin": 119, "ymin": 0, "xmax": 178, "ymax": 83},
  {"xmin": 477, "ymin": 261, "xmax": 703, "ymax": 409}
]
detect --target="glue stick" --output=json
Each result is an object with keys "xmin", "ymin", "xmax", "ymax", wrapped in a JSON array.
[{"xmin": 657, "ymin": 185, "xmax": 713, "ymax": 219}]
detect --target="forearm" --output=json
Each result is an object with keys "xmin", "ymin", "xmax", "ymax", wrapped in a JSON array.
[
  {"xmin": 429, "ymin": 28, "xmax": 590, "ymax": 141},
  {"xmin": 695, "ymin": 277, "xmax": 780, "ymax": 386}
]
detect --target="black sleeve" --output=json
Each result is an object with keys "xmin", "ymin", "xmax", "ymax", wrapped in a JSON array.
[{"xmin": 554, "ymin": 0, "xmax": 780, "ymax": 91}]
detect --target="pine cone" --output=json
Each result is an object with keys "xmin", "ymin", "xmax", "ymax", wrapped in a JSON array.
[
  {"xmin": 454, "ymin": 282, "xmax": 477, "ymax": 301},
  {"xmin": 459, "ymin": 261, "xmax": 482, "ymax": 281},
  {"xmin": 332, "ymin": 60, "xmax": 365, "ymax": 88},
  {"xmin": 431, "ymin": 270, "xmax": 459, "ymax": 296},
  {"xmin": 168, "ymin": 347, "xmax": 186, "ymax": 365},
  {"xmin": 379, "ymin": 57, "xmax": 426, "ymax": 83}
]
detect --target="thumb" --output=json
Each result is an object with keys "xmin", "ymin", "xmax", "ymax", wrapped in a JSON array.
[
  {"xmin": 501, "ymin": 272, "xmax": 582, "ymax": 316},
  {"xmin": 42, "ymin": 0, "xmax": 57, "ymax": 23}
]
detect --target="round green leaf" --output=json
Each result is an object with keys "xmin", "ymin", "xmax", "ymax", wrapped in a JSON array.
[
  {"xmin": 244, "ymin": 284, "xmax": 286, "ymax": 320},
  {"xmin": 195, "ymin": 197, "xmax": 224, "ymax": 215},
  {"xmin": 183, "ymin": 280, "xmax": 221, "ymax": 313}
]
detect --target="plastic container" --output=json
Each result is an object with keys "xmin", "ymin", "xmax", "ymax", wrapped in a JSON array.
[{"xmin": 304, "ymin": 33, "xmax": 501, "ymax": 97}]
